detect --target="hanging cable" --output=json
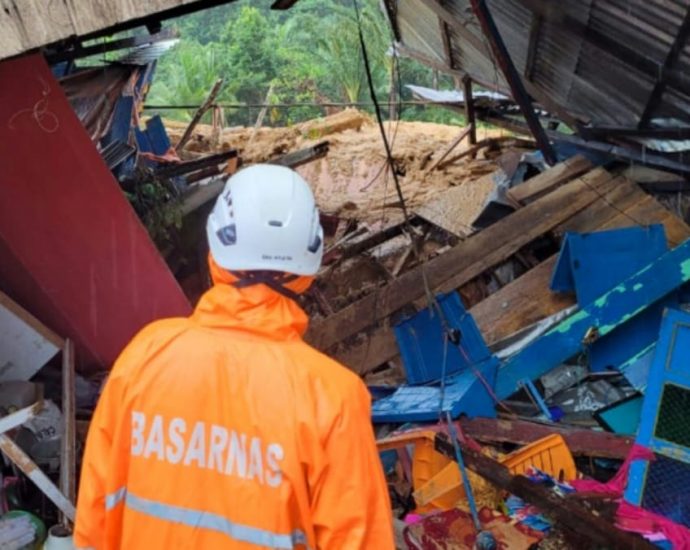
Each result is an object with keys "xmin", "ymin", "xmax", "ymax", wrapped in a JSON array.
[{"xmin": 352, "ymin": 0, "xmax": 411, "ymax": 224}]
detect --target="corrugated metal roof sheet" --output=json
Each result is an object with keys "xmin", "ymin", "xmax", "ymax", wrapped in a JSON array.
[
  {"xmin": 390, "ymin": 0, "xmax": 690, "ymax": 131},
  {"xmin": 117, "ymin": 39, "xmax": 179, "ymax": 65}
]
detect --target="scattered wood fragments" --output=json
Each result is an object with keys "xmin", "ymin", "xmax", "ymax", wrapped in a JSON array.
[{"xmin": 310, "ymin": 158, "xmax": 690, "ymax": 376}]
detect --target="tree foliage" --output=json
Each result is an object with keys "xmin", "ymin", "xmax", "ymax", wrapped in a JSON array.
[{"xmin": 147, "ymin": 0, "xmax": 460, "ymax": 126}]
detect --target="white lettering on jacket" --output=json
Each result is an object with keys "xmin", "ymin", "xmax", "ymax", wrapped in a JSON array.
[{"xmin": 130, "ymin": 412, "xmax": 284, "ymax": 487}]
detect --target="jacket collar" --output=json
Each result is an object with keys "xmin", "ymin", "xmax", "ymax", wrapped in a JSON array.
[{"xmin": 191, "ymin": 283, "xmax": 309, "ymax": 341}]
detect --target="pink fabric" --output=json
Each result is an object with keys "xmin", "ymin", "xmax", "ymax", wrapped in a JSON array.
[
  {"xmin": 617, "ymin": 501, "xmax": 690, "ymax": 549},
  {"xmin": 571, "ymin": 444, "xmax": 654, "ymax": 494},
  {"xmin": 572, "ymin": 444, "xmax": 690, "ymax": 548}
]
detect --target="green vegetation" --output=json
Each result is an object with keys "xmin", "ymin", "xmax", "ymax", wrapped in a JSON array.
[{"xmin": 147, "ymin": 0, "xmax": 462, "ymax": 126}]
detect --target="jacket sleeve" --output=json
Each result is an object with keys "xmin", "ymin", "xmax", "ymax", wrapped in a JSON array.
[
  {"xmin": 310, "ymin": 378, "xmax": 394, "ymax": 549},
  {"xmin": 73, "ymin": 368, "xmax": 127, "ymax": 549}
]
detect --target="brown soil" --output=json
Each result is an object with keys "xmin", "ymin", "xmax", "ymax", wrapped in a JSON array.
[{"xmin": 164, "ymin": 109, "xmax": 517, "ymax": 226}]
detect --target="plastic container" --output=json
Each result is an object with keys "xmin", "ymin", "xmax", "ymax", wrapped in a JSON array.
[
  {"xmin": 500, "ymin": 434, "xmax": 577, "ymax": 481},
  {"xmin": 43, "ymin": 525, "xmax": 74, "ymax": 550}
]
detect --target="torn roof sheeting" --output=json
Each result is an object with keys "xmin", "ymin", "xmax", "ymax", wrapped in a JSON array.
[
  {"xmin": 0, "ymin": 0, "xmax": 229, "ymax": 61},
  {"xmin": 385, "ymin": 0, "xmax": 690, "ymax": 129}
]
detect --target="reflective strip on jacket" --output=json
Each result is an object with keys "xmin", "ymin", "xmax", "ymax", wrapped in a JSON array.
[{"xmin": 74, "ymin": 277, "xmax": 394, "ymax": 549}]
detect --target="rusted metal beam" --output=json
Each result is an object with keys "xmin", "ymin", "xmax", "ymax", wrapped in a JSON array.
[
  {"xmin": 638, "ymin": 6, "xmax": 690, "ymax": 127},
  {"xmin": 468, "ymin": 0, "xmax": 556, "ymax": 165},
  {"xmin": 434, "ymin": 434, "xmax": 655, "ymax": 549}
]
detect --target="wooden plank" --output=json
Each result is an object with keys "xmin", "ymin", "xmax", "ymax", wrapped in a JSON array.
[
  {"xmin": 306, "ymin": 168, "xmax": 615, "ymax": 351},
  {"xmin": 496, "ymin": 237, "xmax": 690, "ymax": 398},
  {"xmin": 272, "ymin": 141, "xmax": 330, "ymax": 169},
  {"xmin": 0, "ymin": 435, "xmax": 75, "ymax": 522},
  {"xmin": 415, "ymin": 172, "xmax": 497, "ymax": 237},
  {"xmin": 458, "ymin": 416, "xmax": 633, "ymax": 459},
  {"xmin": 471, "ymin": 178, "xmax": 690, "ymax": 346},
  {"xmin": 463, "ymin": 76, "xmax": 477, "ymax": 145},
  {"xmin": 334, "ymin": 174, "xmax": 690, "ymax": 373},
  {"xmin": 434, "ymin": 435, "xmax": 655, "ymax": 549},
  {"xmin": 330, "ymin": 330, "xmax": 400, "ymax": 374},
  {"xmin": 175, "ymin": 78, "xmax": 224, "ymax": 152},
  {"xmin": 507, "ymin": 154, "xmax": 592, "ymax": 204},
  {"xmin": 425, "ymin": 125, "xmax": 472, "ymax": 173},
  {"xmin": 60, "ymin": 339, "xmax": 76, "ymax": 518},
  {"xmin": 470, "ymin": 257, "xmax": 571, "ymax": 345},
  {"xmin": 440, "ymin": 20, "xmax": 453, "ymax": 69}
]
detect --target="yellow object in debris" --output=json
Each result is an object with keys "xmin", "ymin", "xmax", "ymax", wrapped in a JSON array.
[
  {"xmin": 412, "ymin": 439, "xmax": 464, "ymax": 511},
  {"xmin": 501, "ymin": 434, "xmax": 577, "ymax": 481},
  {"xmin": 411, "ymin": 439, "xmax": 503, "ymax": 513}
]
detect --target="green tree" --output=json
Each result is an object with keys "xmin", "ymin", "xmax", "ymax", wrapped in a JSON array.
[
  {"xmin": 221, "ymin": 7, "xmax": 278, "ymax": 108},
  {"xmin": 147, "ymin": 40, "xmax": 234, "ymax": 121}
]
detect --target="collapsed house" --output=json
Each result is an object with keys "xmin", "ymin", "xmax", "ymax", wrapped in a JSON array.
[{"xmin": 1, "ymin": 0, "xmax": 690, "ymax": 548}]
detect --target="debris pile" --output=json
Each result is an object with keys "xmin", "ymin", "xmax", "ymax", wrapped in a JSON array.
[{"xmin": 303, "ymin": 146, "xmax": 690, "ymax": 547}]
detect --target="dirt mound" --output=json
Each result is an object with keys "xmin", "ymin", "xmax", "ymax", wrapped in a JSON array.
[{"xmin": 164, "ymin": 109, "xmax": 515, "ymax": 225}]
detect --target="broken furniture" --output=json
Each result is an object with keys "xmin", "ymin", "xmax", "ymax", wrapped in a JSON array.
[
  {"xmin": 625, "ymin": 308, "xmax": 690, "ymax": 529},
  {"xmin": 371, "ymin": 292, "xmax": 499, "ymax": 422}
]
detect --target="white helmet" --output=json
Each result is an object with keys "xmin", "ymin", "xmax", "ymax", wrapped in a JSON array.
[{"xmin": 207, "ymin": 164, "xmax": 323, "ymax": 276}]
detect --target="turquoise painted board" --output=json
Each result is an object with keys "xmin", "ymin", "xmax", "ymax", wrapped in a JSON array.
[
  {"xmin": 495, "ymin": 238, "xmax": 690, "ymax": 399},
  {"xmin": 624, "ymin": 308, "xmax": 690, "ymax": 528},
  {"xmin": 550, "ymin": 225, "xmax": 674, "ymax": 373}
]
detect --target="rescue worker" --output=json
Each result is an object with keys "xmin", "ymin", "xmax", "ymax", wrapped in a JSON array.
[{"xmin": 74, "ymin": 165, "xmax": 394, "ymax": 549}]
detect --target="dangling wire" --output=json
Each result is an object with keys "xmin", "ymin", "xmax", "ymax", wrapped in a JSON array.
[
  {"xmin": 352, "ymin": 0, "xmax": 410, "ymax": 224},
  {"xmin": 353, "ymin": 0, "xmax": 512, "ymax": 418}
]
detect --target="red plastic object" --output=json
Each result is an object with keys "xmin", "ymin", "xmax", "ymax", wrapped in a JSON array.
[{"xmin": 0, "ymin": 54, "xmax": 191, "ymax": 372}]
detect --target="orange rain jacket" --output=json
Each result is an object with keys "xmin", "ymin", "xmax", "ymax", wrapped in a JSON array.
[{"xmin": 75, "ymin": 267, "xmax": 394, "ymax": 549}]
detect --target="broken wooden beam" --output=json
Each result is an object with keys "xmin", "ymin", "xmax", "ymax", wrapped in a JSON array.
[
  {"xmin": 271, "ymin": 141, "xmax": 330, "ymax": 169},
  {"xmin": 458, "ymin": 417, "xmax": 632, "ymax": 459},
  {"xmin": 434, "ymin": 434, "xmax": 655, "ymax": 549},
  {"xmin": 468, "ymin": 0, "xmax": 556, "ymax": 165},
  {"xmin": 506, "ymin": 154, "xmax": 593, "ymax": 204},
  {"xmin": 154, "ymin": 150, "xmax": 238, "ymax": 178},
  {"xmin": 463, "ymin": 76, "xmax": 477, "ymax": 145},
  {"xmin": 439, "ymin": 136, "xmax": 534, "ymax": 168},
  {"xmin": 175, "ymin": 78, "xmax": 224, "ymax": 152},
  {"xmin": 0, "ymin": 434, "xmax": 76, "ymax": 522},
  {"xmin": 60, "ymin": 339, "xmax": 76, "ymax": 523},
  {"xmin": 306, "ymin": 168, "xmax": 616, "ymax": 351},
  {"xmin": 425, "ymin": 125, "xmax": 472, "ymax": 173}
]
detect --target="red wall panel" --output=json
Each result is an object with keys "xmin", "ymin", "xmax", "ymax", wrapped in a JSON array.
[{"xmin": 0, "ymin": 54, "xmax": 191, "ymax": 371}]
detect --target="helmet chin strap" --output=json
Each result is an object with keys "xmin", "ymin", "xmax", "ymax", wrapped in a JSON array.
[{"xmin": 230, "ymin": 271, "xmax": 301, "ymax": 303}]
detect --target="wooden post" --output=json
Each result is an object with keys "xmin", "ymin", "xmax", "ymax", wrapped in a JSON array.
[
  {"xmin": 434, "ymin": 434, "xmax": 656, "ymax": 549},
  {"xmin": 468, "ymin": 0, "xmax": 556, "ymax": 165},
  {"xmin": 462, "ymin": 76, "xmax": 477, "ymax": 145},
  {"xmin": 175, "ymin": 78, "xmax": 224, "ymax": 152},
  {"xmin": 0, "ymin": 435, "xmax": 76, "ymax": 522},
  {"xmin": 60, "ymin": 339, "xmax": 76, "ymax": 520}
]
